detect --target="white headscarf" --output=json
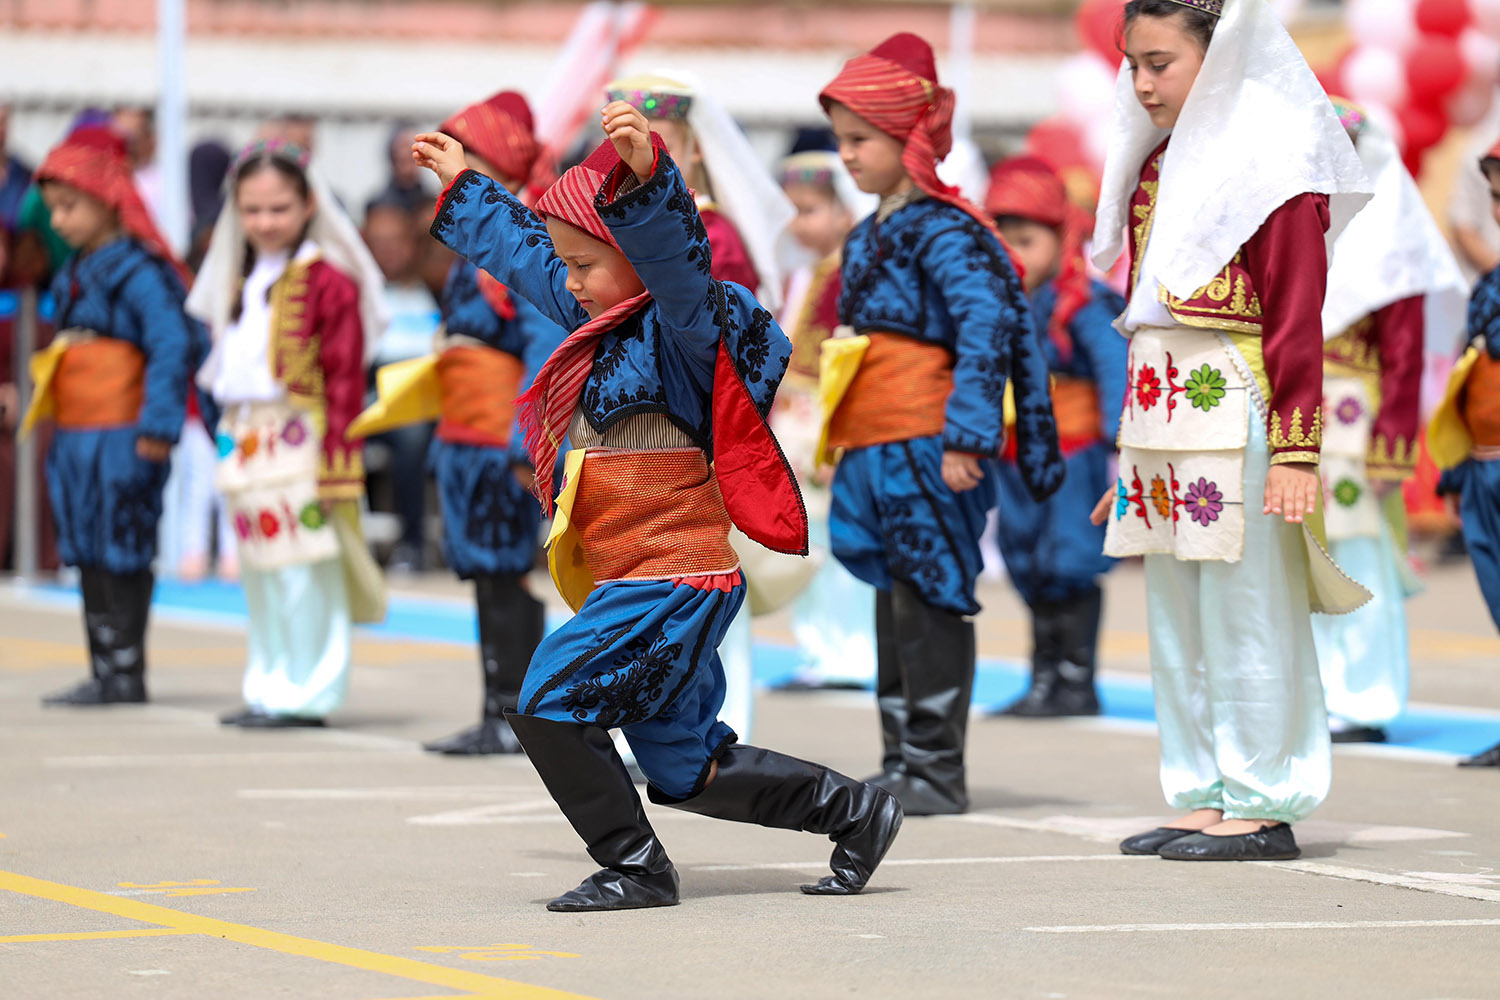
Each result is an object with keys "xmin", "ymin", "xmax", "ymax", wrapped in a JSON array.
[
  {"xmin": 187, "ymin": 144, "xmax": 389, "ymax": 383},
  {"xmin": 1092, "ymin": 0, "xmax": 1371, "ymax": 313},
  {"xmin": 1321, "ymin": 116, "xmax": 1468, "ymax": 355},
  {"xmin": 608, "ymin": 70, "xmax": 796, "ymax": 311}
]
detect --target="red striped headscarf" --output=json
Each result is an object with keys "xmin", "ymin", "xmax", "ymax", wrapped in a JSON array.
[
  {"xmin": 516, "ymin": 136, "xmax": 662, "ymax": 511},
  {"xmin": 36, "ymin": 126, "xmax": 190, "ymax": 284},
  {"xmin": 986, "ymin": 155, "xmax": 1091, "ymax": 363},
  {"xmin": 819, "ymin": 32, "xmax": 999, "ymax": 240},
  {"xmin": 442, "ymin": 91, "xmax": 545, "ymax": 193}
]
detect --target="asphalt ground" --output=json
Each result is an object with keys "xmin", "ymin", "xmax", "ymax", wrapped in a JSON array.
[{"xmin": 1, "ymin": 561, "xmax": 1497, "ymax": 1000}]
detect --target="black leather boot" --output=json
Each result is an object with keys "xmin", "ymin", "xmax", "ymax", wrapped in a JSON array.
[
  {"xmin": 891, "ymin": 580, "xmax": 975, "ymax": 816},
  {"xmin": 1459, "ymin": 738, "xmax": 1500, "ymax": 767},
  {"xmin": 506, "ymin": 713, "xmax": 679, "ymax": 912},
  {"xmin": 425, "ymin": 574, "xmax": 542, "ymax": 755},
  {"xmin": 1051, "ymin": 587, "xmax": 1103, "ymax": 716},
  {"xmin": 865, "ymin": 588, "xmax": 905, "ymax": 791},
  {"xmin": 653, "ymin": 744, "xmax": 902, "ymax": 895},
  {"xmin": 44, "ymin": 570, "xmax": 150, "ymax": 706},
  {"xmin": 993, "ymin": 599, "xmax": 1063, "ymax": 717}
]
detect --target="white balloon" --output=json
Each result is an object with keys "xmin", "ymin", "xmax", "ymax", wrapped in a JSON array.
[
  {"xmin": 1344, "ymin": 45, "xmax": 1411, "ymax": 109},
  {"xmin": 1448, "ymin": 79, "xmax": 1496, "ymax": 126},
  {"xmin": 1474, "ymin": 0, "xmax": 1500, "ymax": 38},
  {"xmin": 1346, "ymin": 0, "xmax": 1420, "ymax": 54},
  {"xmin": 1365, "ymin": 101, "xmax": 1405, "ymax": 151},
  {"xmin": 1461, "ymin": 27, "xmax": 1500, "ymax": 85},
  {"xmin": 1055, "ymin": 53, "xmax": 1118, "ymax": 125}
]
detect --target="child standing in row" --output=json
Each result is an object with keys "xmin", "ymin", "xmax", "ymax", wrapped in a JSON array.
[
  {"xmin": 30, "ymin": 126, "xmax": 206, "ymax": 706},
  {"xmin": 986, "ymin": 155, "xmax": 1128, "ymax": 718},
  {"xmin": 818, "ymin": 33, "xmax": 1063, "ymax": 816},
  {"xmin": 1430, "ymin": 138, "xmax": 1500, "ymax": 768},
  {"xmin": 413, "ymin": 102, "xmax": 900, "ymax": 911},
  {"xmin": 189, "ymin": 141, "xmax": 387, "ymax": 728},
  {"xmin": 1091, "ymin": 0, "xmax": 1370, "ymax": 861}
]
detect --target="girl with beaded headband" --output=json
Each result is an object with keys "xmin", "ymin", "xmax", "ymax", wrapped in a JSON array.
[
  {"xmin": 770, "ymin": 149, "xmax": 878, "ymax": 693},
  {"xmin": 352, "ymin": 91, "xmax": 569, "ymax": 756},
  {"xmin": 1312, "ymin": 98, "xmax": 1467, "ymax": 747},
  {"xmin": 188, "ymin": 138, "xmax": 388, "ymax": 729},
  {"xmin": 413, "ymin": 101, "xmax": 902, "ymax": 912},
  {"xmin": 985, "ymin": 154, "xmax": 1128, "ymax": 719},
  {"xmin": 26, "ymin": 125, "xmax": 208, "ymax": 707},
  {"xmin": 819, "ymin": 32, "xmax": 1064, "ymax": 817},
  {"xmin": 1089, "ymin": 0, "xmax": 1372, "ymax": 861}
]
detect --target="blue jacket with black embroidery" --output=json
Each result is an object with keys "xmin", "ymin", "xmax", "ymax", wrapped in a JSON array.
[{"xmin": 840, "ymin": 198, "xmax": 1063, "ymax": 500}]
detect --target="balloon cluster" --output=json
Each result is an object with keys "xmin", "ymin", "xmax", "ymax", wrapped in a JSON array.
[
  {"xmin": 1047, "ymin": 0, "xmax": 1500, "ymax": 182},
  {"xmin": 1318, "ymin": 0, "xmax": 1499, "ymax": 175}
]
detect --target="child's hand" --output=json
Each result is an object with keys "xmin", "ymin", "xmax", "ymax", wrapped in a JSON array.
[
  {"xmin": 941, "ymin": 451, "xmax": 984, "ymax": 493},
  {"xmin": 601, "ymin": 101, "xmax": 655, "ymax": 183},
  {"xmin": 1263, "ymin": 462, "xmax": 1319, "ymax": 524},
  {"xmin": 136, "ymin": 436, "xmax": 171, "ymax": 464},
  {"xmin": 412, "ymin": 132, "xmax": 469, "ymax": 190},
  {"xmin": 1089, "ymin": 487, "xmax": 1114, "ymax": 526}
]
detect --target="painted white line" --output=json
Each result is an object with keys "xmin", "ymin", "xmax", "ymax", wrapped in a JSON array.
[
  {"xmin": 238, "ymin": 786, "xmax": 538, "ymax": 802},
  {"xmin": 1267, "ymin": 861, "xmax": 1500, "ymax": 905},
  {"xmin": 949, "ymin": 812, "xmax": 1468, "ymax": 847},
  {"xmin": 406, "ymin": 800, "xmax": 561, "ymax": 826},
  {"xmin": 689, "ymin": 854, "xmax": 1140, "ymax": 873},
  {"xmin": 1026, "ymin": 918, "xmax": 1500, "ymax": 934}
]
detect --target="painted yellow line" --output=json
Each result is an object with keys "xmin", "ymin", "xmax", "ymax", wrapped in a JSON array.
[
  {"xmin": 0, "ymin": 870, "xmax": 599, "ymax": 1000},
  {"xmin": 0, "ymin": 928, "xmax": 191, "ymax": 943}
]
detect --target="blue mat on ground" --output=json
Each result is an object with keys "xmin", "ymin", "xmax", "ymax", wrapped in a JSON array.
[{"xmin": 23, "ymin": 578, "xmax": 1499, "ymax": 758}]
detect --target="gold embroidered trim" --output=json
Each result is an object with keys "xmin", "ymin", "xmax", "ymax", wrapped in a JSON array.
[
  {"xmin": 319, "ymin": 448, "xmax": 365, "ymax": 492},
  {"xmin": 1368, "ymin": 433, "xmax": 1417, "ymax": 475},
  {"xmin": 1324, "ymin": 320, "xmax": 1379, "ymax": 374},
  {"xmin": 1158, "ymin": 251, "xmax": 1263, "ymax": 329},
  {"xmin": 1128, "ymin": 160, "xmax": 1160, "ymax": 294},
  {"xmin": 1270, "ymin": 450, "xmax": 1320, "ymax": 466},
  {"xmin": 789, "ymin": 252, "xmax": 840, "ymax": 378},
  {"xmin": 269, "ymin": 259, "xmax": 324, "ymax": 399},
  {"xmin": 1269, "ymin": 406, "xmax": 1322, "ymax": 451}
]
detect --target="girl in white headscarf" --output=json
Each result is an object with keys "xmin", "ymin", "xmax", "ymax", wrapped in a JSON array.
[
  {"xmin": 189, "ymin": 140, "xmax": 388, "ymax": 728},
  {"xmin": 1088, "ymin": 0, "xmax": 1371, "ymax": 861}
]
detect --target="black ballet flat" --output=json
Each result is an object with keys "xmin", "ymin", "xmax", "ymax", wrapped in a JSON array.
[
  {"xmin": 1330, "ymin": 725, "xmax": 1387, "ymax": 744},
  {"xmin": 1157, "ymin": 823, "xmax": 1300, "ymax": 861},
  {"xmin": 235, "ymin": 713, "xmax": 326, "ymax": 729},
  {"xmin": 1118, "ymin": 827, "xmax": 1197, "ymax": 855},
  {"xmin": 1458, "ymin": 739, "xmax": 1500, "ymax": 767}
]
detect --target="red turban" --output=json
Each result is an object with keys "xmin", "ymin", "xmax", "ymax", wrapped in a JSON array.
[
  {"xmin": 986, "ymin": 155, "xmax": 1092, "ymax": 363},
  {"xmin": 819, "ymin": 32, "xmax": 999, "ymax": 241},
  {"xmin": 36, "ymin": 126, "xmax": 189, "ymax": 283},
  {"xmin": 534, "ymin": 132, "xmax": 668, "ymax": 250},
  {"xmin": 441, "ymin": 91, "xmax": 544, "ymax": 191}
]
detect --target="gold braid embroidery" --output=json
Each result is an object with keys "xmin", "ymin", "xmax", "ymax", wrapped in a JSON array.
[{"xmin": 1268, "ymin": 406, "xmax": 1323, "ymax": 451}]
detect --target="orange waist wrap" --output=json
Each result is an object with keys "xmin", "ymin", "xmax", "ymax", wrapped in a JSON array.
[
  {"xmin": 1463, "ymin": 353, "xmax": 1500, "ymax": 447},
  {"xmin": 436, "ymin": 346, "xmax": 523, "ymax": 447},
  {"xmin": 827, "ymin": 333, "xmax": 952, "ymax": 450},
  {"xmin": 54, "ymin": 339, "xmax": 145, "ymax": 428},
  {"xmin": 1052, "ymin": 377, "xmax": 1102, "ymax": 446},
  {"xmin": 570, "ymin": 448, "xmax": 739, "ymax": 582}
]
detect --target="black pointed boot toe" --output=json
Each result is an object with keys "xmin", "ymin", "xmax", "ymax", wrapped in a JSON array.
[{"xmin": 507, "ymin": 713, "xmax": 680, "ymax": 912}]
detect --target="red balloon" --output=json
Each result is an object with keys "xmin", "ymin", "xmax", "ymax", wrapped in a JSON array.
[
  {"xmin": 1397, "ymin": 101, "xmax": 1449, "ymax": 152},
  {"xmin": 1075, "ymin": 0, "xmax": 1125, "ymax": 64},
  {"xmin": 1414, "ymin": 0, "xmax": 1472, "ymax": 37},
  {"xmin": 1406, "ymin": 35, "xmax": 1468, "ymax": 102},
  {"xmin": 1026, "ymin": 118, "xmax": 1089, "ymax": 172},
  {"xmin": 1316, "ymin": 48, "xmax": 1354, "ymax": 96}
]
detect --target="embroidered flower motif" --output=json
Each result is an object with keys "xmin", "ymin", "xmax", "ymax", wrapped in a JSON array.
[
  {"xmin": 282, "ymin": 417, "xmax": 308, "ymax": 447},
  {"xmin": 216, "ymin": 433, "xmax": 235, "ymax": 459},
  {"xmin": 1114, "ymin": 478, "xmax": 1129, "ymax": 520},
  {"xmin": 1184, "ymin": 364, "xmax": 1226, "ymax": 412},
  {"xmin": 258, "ymin": 510, "xmax": 281, "ymax": 539},
  {"xmin": 1184, "ymin": 477, "xmax": 1223, "ymax": 526},
  {"xmin": 1135, "ymin": 364, "xmax": 1162, "ymax": 410},
  {"xmin": 234, "ymin": 512, "xmax": 254, "ymax": 540},
  {"xmin": 1335, "ymin": 396, "xmax": 1364, "ymax": 425},
  {"xmin": 299, "ymin": 501, "xmax": 325, "ymax": 530},
  {"xmin": 240, "ymin": 435, "xmax": 260, "ymax": 460},
  {"xmin": 1150, "ymin": 474, "xmax": 1172, "ymax": 519},
  {"xmin": 1333, "ymin": 478, "xmax": 1362, "ymax": 508}
]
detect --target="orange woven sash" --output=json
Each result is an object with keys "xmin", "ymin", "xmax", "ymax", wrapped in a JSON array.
[
  {"xmin": 436, "ymin": 346, "xmax": 523, "ymax": 447},
  {"xmin": 570, "ymin": 448, "xmax": 739, "ymax": 582},
  {"xmin": 1053, "ymin": 376, "xmax": 1102, "ymax": 446},
  {"xmin": 54, "ymin": 339, "xmax": 144, "ymax": 428},
  {"xmin": 1463, "ymin": 353, "xmax": 1500, "ymax": 447},
  {"xmin": 826, "ymin": 333, "xmax": 951, "ymax": 450}
]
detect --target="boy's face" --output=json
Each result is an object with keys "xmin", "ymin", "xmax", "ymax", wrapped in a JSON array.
[
  {"xmin": 784, "ymin": 182, "xmax": 853, "ymax": 259},
  {"xmin": 827, "ymin": 102, "xmax": 907, "ymax": 198},
  {"xmin": 545, "ymin": 216, "xmax": 646, "ymax": 319},
  {"xmin": 1486, "ymin": 167, "xmax": 1500, "ymax": 229},
  {"xmin": 41, "ymin": 182, "xmax": 120, "ymax": 252},
  {"xmin": 996, "ymin": 218, "xmax": 1063, "ymax": 294}
]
